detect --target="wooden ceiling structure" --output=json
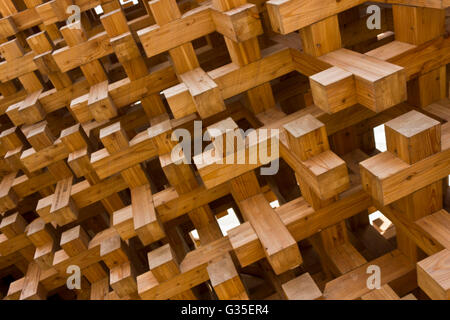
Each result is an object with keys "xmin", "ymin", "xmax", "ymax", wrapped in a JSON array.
[{"xmin": 0, "ymin": 0, "xmax": 448, "ymax": 300}]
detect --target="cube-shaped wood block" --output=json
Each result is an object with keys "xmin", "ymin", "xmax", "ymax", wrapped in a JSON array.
[
  {"xmin": 147, "ymin": 115, "xmax": 179, "ymax": 155},
  {"xmin": 148, "ymin": 244, "xmax": 181, "ymax": 281},
  {"xmin": 207, "ymin": 254, "xmax": 248, "ymax": 300},
  {"xmin": 25, "ymin": 121, "xmax": 55, "ymax": 151},
  {"xmin": 88, "ymin": 81, "xmax": 118, "ymax": 121},
  {"xmin": 60, "ymin": 123, "xmax": 91, "ymax": 152},
  {"xmin": 162, "ymin": 83, "xmax": 197, "ymax": 119},
  {"xmin": 26, "ymin": 218, "xmax": 55, "ymax": 247},
  {"xmin": 228, "ymin": 222, "xmax": 265, "ymax": 268},
  {"xmin": 100, "ymin": 235, "xmax": 129, "ymax": 268},
  {"xmin": 0, "ymin": 126, "xmax": 27, "ymax": 150},
  {"xmin": 283, "ymin": 114, "xmax": 330, "ymax": 161},
  {"xmin": 67, "ymin": 148, "xmax": 91, "ymax": 178},
  {"xmin": 385, "ymin": 110, "xmax": 441, "ymax": 164},
  {"xmin": 417, "ymin": 249, "xmax": 450, "ymax": 300},
  {"xmin": 206, "ymin": 117, "xmax": 242, "ymax": 157},
  {"xmin": 0, "ymin": 173, "xmax": 19, "ymax": 213},
  {"xmin": 34, "ymin": 242, "xmax": 55, "ymax": 269},
  {"xmin": 110, "ymin": 262, "xmax": 138, "ymax": 298},
  {"xmin": 99, "ymin": 122, "xmax": 130, "ymax": 154},
  {"xmin": 179, "ymin": 68, "xmax": 226, "ymax": 119},
  {"xmin": 212, "ymin": 4, "xmax": 263, "ymax": 42},
  {"xmin": 70, "ymin": 95, "xmax": 92, "ymax": 123},
  {"xmin": 282, "ymin": 273, "xmax": 323, "ymax": 300},
  {"xmin": 302, "ymin": 150, "xmax": 350, "ymax": 199},
  {"xmin": 60, "ymin": 225, "xmax": 89, "ymax": 254},
  {"xmin": 113, "ymin": 206, "xmax": 136, "ymax": 241},
  {"xmin": 0, "ymin": 212, "xmax": 27, "ymax": 238},
  {"xmin": 0, "ymin": 17, "xmax": 18, "ymax": 38},
  {"xmin": 36, "ymin": 0, "xmax": 73, "ymax": 25},
  {"xmin": 310, "ymin": 66, "xmax": 357, "ymax": 114},
  {"xmin": 19, "ymin": 90, "xmax": 46, "ymax": 125}
]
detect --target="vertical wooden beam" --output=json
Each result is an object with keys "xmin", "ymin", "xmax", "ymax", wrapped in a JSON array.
[
  {"xmin": 130, "ymin": 184, "xmax": 165, "ymax": 245},
  {"xmin": 299, "ymin": 15, "xmax": 341, "ymax": 57},
  {"xmin": 385, "ymin": 110, "xmax": 443, "ymax": 262},
  {"xmin": 148, "ymin": 0, "xmax": 199, "ymax": 74},
  {"xmin": 393, "ymin": 6, "xmax": 445, "ymax": 46},
  {"xmin": 60, "ymin": 22, "xmax": 108, "ymax": 85},
  {"xmin": 27, "ymin": 31, "xmax": 72, "ymax": 90},
  {"xmin": 284, "ymin": 115, "xmax": 353, "ymax": 277},
  {"xmin": 62, "ymin": 124, "xmax": 124, "ymax": 214},
  {"xmin": 110, "ymin": 261, "xmax": 140, "ymax": 299},
  {"xmin": 100, "ymin": 122, "xmax": 149, "ymax": 188},
  {"xmin": 160, "ymin": 151, "xmax": 223, "ymax": 245},
  {"xmin": 0, "ymin": 39, "xmax": 43, "ymax": 92},
  {"xmin": 212, "ymin": 0, "xmax": 276, "ymax": 114},
  {"xmin": 19, "ymin": 262, "xmax": 47, "ymax": 300},
  {"xmin": 25, "ymin": 121, "xmax": 72, "ymax": 179},
  {"xmin": 50, "ymin": 176, "xmax": 79, "ymax": 226},
  {"xmin": 393, "ymin": 5, "xmax": 446, "ymax": 107},
  {"xmin": 229, "ymin": 169, "xmax": 302, "ymax": 276}
]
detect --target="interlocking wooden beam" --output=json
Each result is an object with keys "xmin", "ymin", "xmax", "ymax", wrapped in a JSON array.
[
  {"xmin": 0, "ymin": 0, "xmax": 449, "ymax": 302},
  {"xmin": 360, "ymin": 111, "xmax": 450, "ymax": 207}
]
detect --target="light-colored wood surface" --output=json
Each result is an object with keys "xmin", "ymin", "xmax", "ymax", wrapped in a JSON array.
[{"xmin": 0, "ymin": 0, "xmax": 448, "ymax": 301}]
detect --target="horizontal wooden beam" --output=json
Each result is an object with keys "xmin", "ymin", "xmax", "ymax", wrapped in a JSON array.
[{"xmin": 360, "ymin": 123, "xmax": 450, "ymax": 206}]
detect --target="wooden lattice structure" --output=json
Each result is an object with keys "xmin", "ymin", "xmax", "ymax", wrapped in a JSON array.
[{"xmin": 0, "ymin": 0, "xmax": 449, "ymax": 300}]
